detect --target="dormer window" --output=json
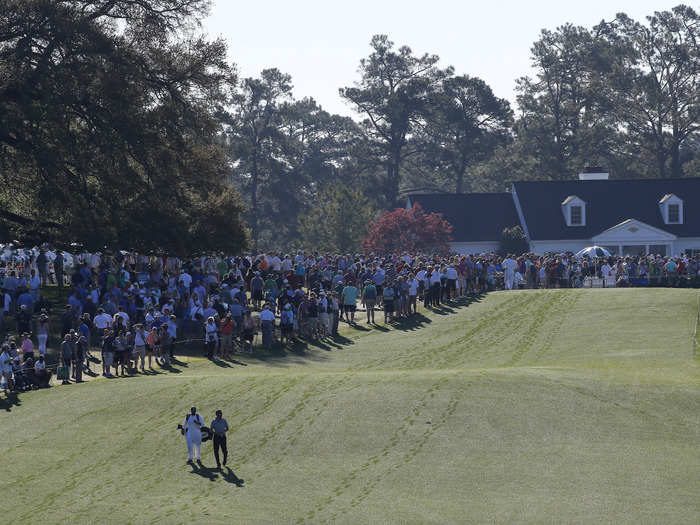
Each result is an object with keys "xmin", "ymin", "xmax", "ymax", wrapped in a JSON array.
[
  {"xmin": 570, "ymin": 205, "xmax": 582, "ymax": 225},
  {"xmin": 668, "ymin": 204, "xmax": 680, "ymax": 223},
  {"xmin": 561, "ymin": 195, "xmax": 586, "ymax": 227},
  {"xmin": 659, "ymin": 194, "xmax": 683, "ymax": 225}
]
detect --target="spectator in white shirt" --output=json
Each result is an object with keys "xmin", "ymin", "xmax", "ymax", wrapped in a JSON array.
[
  {"xmin": 114, "ymin": 306, "xmax": 130, "ymax": 325},
  {"xmin": 94, "ymin": 308, "xmax": 113, "ymax": 332}
]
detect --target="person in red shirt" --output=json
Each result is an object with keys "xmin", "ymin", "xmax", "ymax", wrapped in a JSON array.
[{"xmin": 220, "ymin": 313, "xmax": 234, "ymax": 359}]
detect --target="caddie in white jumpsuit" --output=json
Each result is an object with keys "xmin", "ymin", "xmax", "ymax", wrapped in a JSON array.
[
  {"xmin": 502, "ymin": 256, "xmax": 517, "ymax": 290},
  {"xmin": 183, "ymin": 406, "xmax": 204, "ymax": 462}
]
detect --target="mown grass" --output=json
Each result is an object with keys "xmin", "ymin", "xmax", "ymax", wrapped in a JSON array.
[{"xmin": 2, "ymin": 288, "xmax": 699, "ymax": 524}]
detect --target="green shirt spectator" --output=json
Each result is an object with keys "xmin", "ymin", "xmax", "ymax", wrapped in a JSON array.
[{"xmin": 341, "ymin": 285, "xmax": 358, "ymax": 306}]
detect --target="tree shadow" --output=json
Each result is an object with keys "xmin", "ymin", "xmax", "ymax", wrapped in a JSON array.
[{"xmin": 0, "ymin": 391, "xmax": 21, "ymax": 412}]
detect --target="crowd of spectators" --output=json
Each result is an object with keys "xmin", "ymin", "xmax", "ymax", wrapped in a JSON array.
[{"xmin": 1, "ymin": 246, "xmax": 698, "ymax": 393}]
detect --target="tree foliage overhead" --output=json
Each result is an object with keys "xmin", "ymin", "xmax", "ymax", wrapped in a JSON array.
[
  {"xmin": 298, "ymin": 187, "xmax": 375, "ymax": 254},
  {"xmin": 225, "ymin": 69, "xmax": 365, "ymax": 249},
  {"xmin": 340, "ymin": 35, "xmax": 453, "ymax": 208},
  {"xmin": 598, "ymin": 5, "xmax": 699, "ymax": 178},
  {"xmin": 1, "ymin": 4, "xmax": 697, "ymax": 254},
  {"xmin": 421, "ymin": 75, "xmax": 513, "ymax": 193},
  {"xmin": 507, "ymin": 5, "xmax": 699, "ymax": 183},
  {"xmin": 514, "ymin": 24, "xmax": 617, "ymax": 181},
  {"xmin": 0, "ymin": 0, "xmax": 247, "ymax": 254}
]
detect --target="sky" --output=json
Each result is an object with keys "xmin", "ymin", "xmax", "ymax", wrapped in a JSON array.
[{"xmin": 203, "ymin": 0, "xmax": 683, "ymax": 117}]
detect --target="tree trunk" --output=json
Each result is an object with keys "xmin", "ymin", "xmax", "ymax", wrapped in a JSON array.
[
  {"xmin": 250, "ymin": 155, "xmax": 259, "ymax": 250},
  {"xmin": 386, "ymin": 149, "xmax": 401, "ymax": 208},
  {"xmin": 656, "ymin": 149, "xmax": 667, "ymax": 179},
  {"xmin": 670, "ymin": 141, "xmax": 681, "ymax": 178},
  {"xmin": 456, "ymin": 156, "xmax": 467, "ymax": 193}
]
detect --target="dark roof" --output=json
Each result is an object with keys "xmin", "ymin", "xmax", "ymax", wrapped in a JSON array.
[
  {"xmin": 408, "ymin": 193, "xmax": 520, "ymax": 242},
  {"xmin": 512, "ymin": 178, "xmax": 700, "ymax": 240}
]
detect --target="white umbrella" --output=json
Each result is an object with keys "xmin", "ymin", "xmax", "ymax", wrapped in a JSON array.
[{"xmin": 575, "ymin": 246, "xmax": 612, "ymax": 259}]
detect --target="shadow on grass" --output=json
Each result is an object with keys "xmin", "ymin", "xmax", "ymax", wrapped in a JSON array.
[
  {"xmin": 167, "ymin": 294, "xmax": 487, "ymax": 368},
  {"xmin": 188, "ymin": 461, "xmax": 218, "ymax": 481},
  {"xmin": 209, "ymin": 357, "xmax": 233, "ymax": 368},
  {"xmin": 187, "ymin": 462, "xmax": 245, "ymax": 486},
  {"xmin": 393, "ymin": 313, "xmax": 433, "ymax": 331},
  {"xmin": 0, "ymin": 391, "xmax": 21, "ymax": 412},
  {"xmin": 343, "ymin": 322, "xmax": 371, "ymax": 332},
  {"xmin": 158, "ymin": 363, "xmax": 183, "ymax": 374}
]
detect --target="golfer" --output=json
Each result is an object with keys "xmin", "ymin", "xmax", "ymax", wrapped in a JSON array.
[
  {"xmin": 183, "ymin": 406, "xmax": 204, "ymax": 463},
  {"xmin": 210, "ymin": 409, "xmax": 229, "ymax": 469}
]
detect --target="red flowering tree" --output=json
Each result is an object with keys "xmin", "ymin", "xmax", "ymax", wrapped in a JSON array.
[{"xmin": 362, "ymin": 203, "xmax": 453, "ymax": 253}]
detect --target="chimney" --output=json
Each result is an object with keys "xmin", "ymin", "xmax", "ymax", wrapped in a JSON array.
[{"xmin": 578, "ymin": 166, "xmax": 609, "ymax": 181}]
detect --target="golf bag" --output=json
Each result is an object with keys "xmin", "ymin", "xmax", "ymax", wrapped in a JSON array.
[{"xmin": 177, "ymin": 424, "xmax": 212, "ymax": 442}]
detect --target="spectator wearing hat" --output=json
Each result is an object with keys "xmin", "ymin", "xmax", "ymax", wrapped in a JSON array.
[
  {"xmin": 61, "ymin": 305, "xmax": 74, "ymax": 337},
  {"xmin": 279, "ymin": 303, "xmax": 294, "ymax": 345},
  {"xmin": 34, "ymin": 354, "xmax": 50, "ymax": 388},
  {"xmin": 16, "ymin": 304, "xmax": 32, "ymax": 335},
  {"xmin": 259, "ymin": 304, "xmax": 276, "ymax": 348},
  {"xmin": 36, "ymin": 311, "xmax": 50, "ymax": 357},
  {"xmin": 204, "ymin": 316, "xmax": 218, "ymax": 358},
  {"xmin": 133, "ymin": 324, "xmax": 147, "ymax": 372}
]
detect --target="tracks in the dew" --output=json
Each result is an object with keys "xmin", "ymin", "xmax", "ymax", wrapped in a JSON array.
[
  {"xmin": 502, "ymin": 290, "xmax": 579, "ymax": 368},
  {"xmin": 298, "ymin": 374, "xmax": 471, "ymax": 524}
]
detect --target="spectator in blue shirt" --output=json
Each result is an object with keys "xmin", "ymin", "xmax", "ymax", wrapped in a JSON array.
[{"xmin": 16, "ymin": 290, "xmax": 34, "ymax": 312}]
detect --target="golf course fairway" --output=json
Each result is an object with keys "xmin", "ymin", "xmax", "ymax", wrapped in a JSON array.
[{"xmin": 2, "ymin": 288, "xmax": 699, "ymax": 524}]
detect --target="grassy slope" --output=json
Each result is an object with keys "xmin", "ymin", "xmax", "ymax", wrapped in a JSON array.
[{"xmin": 2, "ymin": 289, "xmax": 699, "ymax": 524}]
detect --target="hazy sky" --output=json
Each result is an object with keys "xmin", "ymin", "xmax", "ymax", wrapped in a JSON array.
[{"xmin": 204, "ymin": 0, "xmax": 683, "ymax": 117}]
